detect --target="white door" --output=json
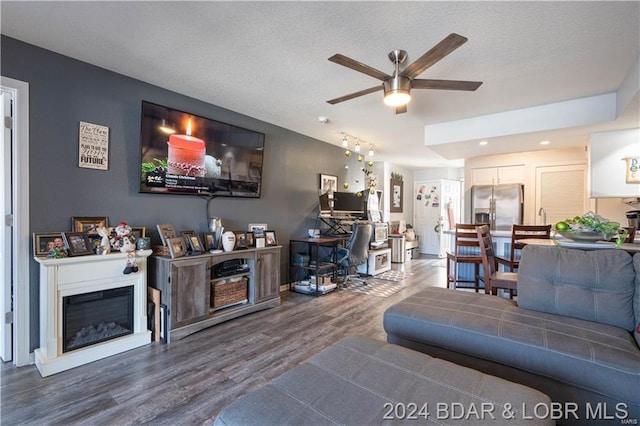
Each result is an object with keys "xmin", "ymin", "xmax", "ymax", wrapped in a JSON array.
[
  {"xmin": 1, "ymin": 77, "xmax": 29, "ymax": 367},
  {"xmin": 535, "ymin": 164, "xmax": 590, "ymax": 226},
  {"xmin": 0, "ymin": 91, "xmax": 12, "ymax": 361},
  {"xmin": 414, "ymin": 181, "xmax": 443, "ymax": 255}
]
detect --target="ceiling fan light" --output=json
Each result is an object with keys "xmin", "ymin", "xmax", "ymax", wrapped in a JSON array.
[
  {"xmin": 384, "ymin": 91, "xmax": 411, "ymax": 107},
  {"xmin": 383, "ymin": 76, "xmax": 411, "ymax": 107}
]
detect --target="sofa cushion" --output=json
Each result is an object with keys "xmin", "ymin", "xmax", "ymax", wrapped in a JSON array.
[
  {"xmin": 517, "ymin": 245, "xmax": 636, "ymax": 331},
  {"xmin": 383, "ymin": 288, "xmax": 640, "ymax": 409},
  {"xmin": 214, "ymin": 336, "xmax": 553, "ymax": 425}
]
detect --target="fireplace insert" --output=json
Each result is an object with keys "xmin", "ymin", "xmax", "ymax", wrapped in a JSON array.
[{"xmin": 63, "ymin": 286, "xmax": 134, "ymax": 352}]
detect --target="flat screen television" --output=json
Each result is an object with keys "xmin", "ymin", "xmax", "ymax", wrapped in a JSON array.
[{"xmin": 139, "ymin": 101, "xmax": 265, "ymax": 198}]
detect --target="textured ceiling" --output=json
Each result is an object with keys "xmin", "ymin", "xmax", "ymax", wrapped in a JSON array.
[{"xmin": 1, "ymin": 1, "xmax": 639, "ymax": 168}]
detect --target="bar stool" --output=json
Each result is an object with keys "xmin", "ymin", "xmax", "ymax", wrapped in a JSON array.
[
  {"xmin": 608, "ymin": 226, "xmax": 636, "ymax": 243},
  {"xmin": 496, "ymin": 224, "xmax": 552, "ymax": 272},
  {"xmin": 477, "ymin": 224, "xmax": 518, "ymax": 298},
  {"xmin": 446, "ymin": 224, "xmax": 484, "ymax": 292}
]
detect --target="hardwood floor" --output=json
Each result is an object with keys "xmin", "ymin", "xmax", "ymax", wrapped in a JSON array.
[{"xmin": 1, "ymin": 255, "xmax": 447, "ymax": 425}]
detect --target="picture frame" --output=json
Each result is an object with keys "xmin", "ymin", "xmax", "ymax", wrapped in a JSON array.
[
  {"xmin": 167, "ymin": 237, "xmax": 186, "ymax": 259},
  {"xmin": 157, "ymin": 223, "xmax": 177, "ymax": 246},
  {"xmin": 183, "ymin": 232, "xmax": 204, "ymax": 253},
  {"xmin": 33, "ymin": 232, "xmax": 65, "ymax": 257},
  {"xmin": 130, "ymin": 226, "xmax": 146, "ymax": 239},
  {"xmin": 71, "ymin": 216, "xmax": 109, "ymax": 237},
  {"xmin": 390, "ymin": 179, "xmax": 404, "ymax": 213},
  {"xmin": 202, "ymin": 232, "xmax": 217, "ymax": 251},
  {"xmin": 246, "ymin": 232, "xmax": 255, "ymax": 247},
  {"xmin": 247, "ymin": 223, "xmax": 268, "ymax": 234},
  {"xmin": 264, "ymin": 230, "xmax": 277, "ymax": 246},
  {"xmin": 62, "ymin": 231, "xmax": 94, "ymax": 256},
  {"xmin": 235, "ymin": 232, "xmax": 248, "ymax": 249},
  {"xmin": 319, "ymin": 173, "xmax": 338, "ymax": 195}
]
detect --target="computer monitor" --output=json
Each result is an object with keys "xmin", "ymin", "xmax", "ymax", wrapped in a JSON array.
[{"xmin": 318, "ymin": 191, "xmax": 367, "ymax": 218}]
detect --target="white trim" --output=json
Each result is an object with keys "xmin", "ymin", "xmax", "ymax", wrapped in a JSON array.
[{"xmin": 1, "ymin": 76, "xmax": 30, "ymax": 367}]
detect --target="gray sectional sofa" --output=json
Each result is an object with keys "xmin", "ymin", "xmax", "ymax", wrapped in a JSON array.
[
  {"xmin": 215, "ymin": 335, "xmax": 553, "ymax": 425},
  {"xmin": 384, "ymin": 245, "xmax": 640, "ymax": 425}
]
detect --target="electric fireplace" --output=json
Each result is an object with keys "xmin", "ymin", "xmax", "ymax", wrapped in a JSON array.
[
  {"xmin": 34, "ymin": 250, "xmax": 152, "ymax": 377},
  {"xmin": 63, "ymin": 286, "xmax": 134, "ymax": 353}
]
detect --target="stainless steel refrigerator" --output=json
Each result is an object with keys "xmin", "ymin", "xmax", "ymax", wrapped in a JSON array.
[{"xmin": 471, "ymin": 184, "xmax": 524, "ymax": 230}]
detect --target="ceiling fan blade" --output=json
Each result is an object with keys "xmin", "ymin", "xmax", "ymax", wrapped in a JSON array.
[
  {"xmin": 394, "ymin": 105, "xmax": 408, "ymax": 114},
  {"xmin": 327, "ymin": 86, "xmax": 382, "ymax": 104},
  {"xmin": 412, "ymin": 79, "xmax": 482, "ymax": 91},
  {"xmin": 400, "ymin": 33, "xmax": 468, "ymax": 80},
  {"xmin": 328, "ymin": 54, "xmax": 391, "ymax": 81}
]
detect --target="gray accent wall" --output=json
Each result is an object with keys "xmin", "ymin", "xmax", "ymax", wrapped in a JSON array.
[{"xmin": 1, "ymin": 36, "xmax": 349, "ymax": 351}]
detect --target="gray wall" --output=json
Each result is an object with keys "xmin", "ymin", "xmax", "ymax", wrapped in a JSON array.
[{"xmin": 1, "ymin": 36, "xmax": 351, "ymax": 350}]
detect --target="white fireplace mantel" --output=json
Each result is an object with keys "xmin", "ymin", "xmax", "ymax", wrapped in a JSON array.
[{"xmin": 34, "ymin": 250, "xmax": 152, "ymax": 377}]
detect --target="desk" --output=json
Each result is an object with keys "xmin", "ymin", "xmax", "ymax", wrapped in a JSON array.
[
  {"xmin": 318, "ymin": 216, "xmax": 355, "ymax": 236},
  {"xmin": 519, "ymin": 238, "xmax": 640, "ymax": 254}
]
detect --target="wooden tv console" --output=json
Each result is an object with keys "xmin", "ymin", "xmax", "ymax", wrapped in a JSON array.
[{"xmin": 149, "ymin": 246, "xmax": 281, "ymax": 341}]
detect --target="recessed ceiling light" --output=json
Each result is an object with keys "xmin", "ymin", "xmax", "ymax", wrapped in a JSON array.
[
  {"xmin": 479, "ymin": 140, "xmax": 488, "ymax": 146},
  {"xmin": 317, "ymin": 116, "xmax": 329, "ymax": 123},
  {"xmin": 540, "ymin": 140, "xmax": 550, "ymax": 145}
]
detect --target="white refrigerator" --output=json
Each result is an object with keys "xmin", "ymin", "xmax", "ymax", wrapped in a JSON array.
[{"xmin": 414, "ymin": 180, "xmax": 461, "ymax": 257}]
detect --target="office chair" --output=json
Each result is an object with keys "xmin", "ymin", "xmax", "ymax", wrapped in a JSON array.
[{"xmin": 337, "ymin": 221, "xmax": 373, "ymax": 287}]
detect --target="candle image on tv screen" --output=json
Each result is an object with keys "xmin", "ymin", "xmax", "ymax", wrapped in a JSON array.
[
  {"xmin": 139, "ymin": 101, "xmax": 265, "ymax": 198},
  {"xmin": 166, "ymin": 119, "xmax": 206, "ymax": 177}
]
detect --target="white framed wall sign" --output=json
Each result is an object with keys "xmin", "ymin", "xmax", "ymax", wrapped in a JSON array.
[{"xmin": 78, "ymin": 121, "xmax": 109, "ymax": 170}]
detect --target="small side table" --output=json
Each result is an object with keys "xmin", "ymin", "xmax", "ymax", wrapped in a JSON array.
[
  {"xmin": 357, "ymin": 247, "xmax": 391, "ymax": 275},
  {"xmin": 289, "ymin": 237, "xmax": 342, "ymax": 295}
]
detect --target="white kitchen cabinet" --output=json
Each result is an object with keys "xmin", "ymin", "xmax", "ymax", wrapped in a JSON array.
[{"xmin": 471, "ymin": 165, "xmax": 524, "ymax": 185}]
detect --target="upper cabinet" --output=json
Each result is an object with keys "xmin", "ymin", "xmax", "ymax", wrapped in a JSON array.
[
  {"xmin": 589, "ymin": 128, "xmax": 640, "ymax": 198},
  {"xmin": 471, "ymin": 165, "xmax": 524, "ymax": 186}
]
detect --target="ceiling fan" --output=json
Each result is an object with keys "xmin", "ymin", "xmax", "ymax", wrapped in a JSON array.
[{"xmin": 326, "ymin": 33, "xmax": 482, "ymax": 114}]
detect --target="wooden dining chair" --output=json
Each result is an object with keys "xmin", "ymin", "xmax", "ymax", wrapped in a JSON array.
[
  {"xmin": 496, "ymin": 224, "xmax": 551, "ymax": 272},
  {"xmin": 446, "ymin": 224, "xmax": 485, "ymax": 292},
  {"xmin": 608, "ymin": 226, "xmax": 636, "ymax": 243},
  {"xmin": 477, "ymin": 224, "xmax": 518, "ymax": 298}
]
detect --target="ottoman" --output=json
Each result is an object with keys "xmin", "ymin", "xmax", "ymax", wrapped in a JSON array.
[{"xmin": 214, "ymin": 336, "xmax": 553, "ymax": 425}]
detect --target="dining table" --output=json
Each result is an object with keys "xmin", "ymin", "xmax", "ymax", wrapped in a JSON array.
[{"xmin": 518, "ymin": 238, "xmax": 640, "ymax": 255}]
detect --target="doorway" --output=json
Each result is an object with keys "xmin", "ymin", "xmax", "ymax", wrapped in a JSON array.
[{"xmin": 1, "ymin": 76, "xmax": 30, "ymax": 366}]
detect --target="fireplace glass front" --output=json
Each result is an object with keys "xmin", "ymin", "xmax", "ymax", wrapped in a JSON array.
[{"xmin": 63, "ymin": 286, "xmax": 134, "ymax": 353}]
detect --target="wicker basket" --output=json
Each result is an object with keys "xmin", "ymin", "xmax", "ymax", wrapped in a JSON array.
[{"xmin": 211, "ymin": 277, "xmax": 248, "ymax": 310}]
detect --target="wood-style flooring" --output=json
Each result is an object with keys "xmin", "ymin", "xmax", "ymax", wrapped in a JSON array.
[{"xmin": 1, "ymin": 255, "xmax": 448, "ymax": 425}]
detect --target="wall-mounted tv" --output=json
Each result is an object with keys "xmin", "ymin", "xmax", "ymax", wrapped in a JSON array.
[{"xmin": 139, "ymin": 101, "xmax": 265, "ymax": 198}]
